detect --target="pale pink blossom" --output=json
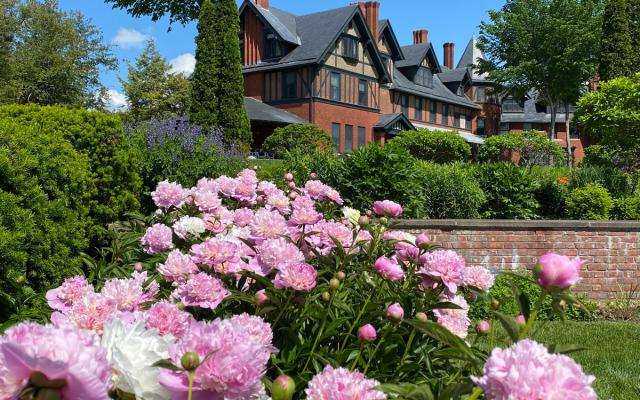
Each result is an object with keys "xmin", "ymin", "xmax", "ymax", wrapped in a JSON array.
[
  {"xmin": 536, "ymin": 253, "xmax": 582, "ymax": 290},
  {"xmin": 53, "ymin": 292, "xmax": 117, "ymax": 334},
  {"xmin": 233, "ymin": 207, "xmax": 254, "ymax": 227},
  {"xmin": 215, "ymin": 176, "xmax": 238, "ymax": 197},
  {"xmin": 419, "ymin": 250, "xmax": 465, "ymax": 294},
  {"xmin": 173, "ymin": 273, "xmax": 230, "ymax": 309},
  {"xmin": 190, "ymin": 238, "xmax": 238, "ymax": 266},
  {"xmin": 250, "ymin": 208, "xmax": 288, "ymax": 240},
  {"xmin": 145, "ymin": 301, "xmax": 194, "ymax": 338},
  {"xmin": 152, "ymin": 180, "xmax": 189, "ymax": 209},
  {"xmin": 289, "ymin": 206, "xmax": 323, "ymax": 225},
  {"xmin": 273, "ymin": 263, "xmax": 317, "ymax": 291},
  {"xmin": 382, "ymin": 230, "xmax": 416, "ymax": 250},
  {"xmin": 158, "ymin": 250, "xmax": 199, "ymax": 282},
  {"xmin": 228, "ymin": 313, "xmax": 275, "ymax": 351},
  {"xmin": 266, "ymin": 192, "xmax": 291, "ymax": 214},
  {"xmin": 472, "ymin": 340, "xmax": 597, "ymax": 400},
  {"xmin": 374, "ymin": 256, "xmax": 405, "ymax": 281},
  {"xmin": 434, "ymin": 295, "xmax": 471, "ymax": 338},
  {"xmin": 437, "ymin": 314, "xmax": 471, "ymax": 339},
  {"xmin": 463, "ymin": 266, "xmax": 495, "ymax": 291},
  {"xmin": 46, "ymin": 276, "xmax": 94, "ymax": 312},
  {"xmin": 193, "ymin": 190, "xmax": 222, "ymax": 213},
  {"xmin": 142, "ymin": 223, "xmax": 173, "ymax": 254},
  {"xmin": 195, "ymin": 177, "xmax": 219, "ymax": 194},
  {"xmin": 305, "ymin": 366, "xmax": 386, "ymax": 400},
  {"xmin": 257, "ymin": 238, "xmax": 305, "ymax": 272},
  {"xmin": 101, "ymin": 271, "xmax": 159, "ymax": 311},
  {"xmin": 257, "ymin": 180, "xmax": 280, "ymax": 196},
  {"xmin": 304, "ymin": 180, "xmax": 343, "ymax": 204},
  {"xmin": 0, "ymin": 322, "xmax": 112, "ymax": 400}
]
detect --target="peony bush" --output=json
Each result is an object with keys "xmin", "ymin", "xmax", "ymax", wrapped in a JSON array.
[{"xmin": 1, "ymin": 170, "xmax": 596, "ymax": 399}]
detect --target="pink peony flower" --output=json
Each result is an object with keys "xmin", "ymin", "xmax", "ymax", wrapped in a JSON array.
[
  {"xmin": 536, "ymin": 253, "xmax": 582, "ymax": 290},
  {"xmin": 463, "ymin": 266, "xmax": 495, "ymax": 291},
  {"xmin": 382, "ymin": 230, "xmax": 416, "ymax": 250},
  {"xmin": 173, "ymin": 272, "xmax": 230, "ymax": 310},
  {"xmin": 358, "ymin": 324, "xmax": 377, "ymax": 342},
  {"xmin": 266, "ymin": 192, "xmax": 291, "ymax": 214},
  {"xmin": 305, "ymin": 366, "xmax": 386, "ymax": 400},
  {"xmin": 419, "ymin": 250, "xmax": 465, "ymax": 294},
  {"xmin": 190, "ymin": 238, "xmax": 238, "ymax": 266},
  {"xmin": 373, "ymin": 200, "xmax": 403, "ymax": 217},
  {"xmin": 53, "ymin": 292, "xmax": 117, "ymax": 334},
  {"xmin": 437, "ymin": 314, "xmax": 471, "ymax": 339},
  {"xmin": 145, "ymin": 300, "xmax": 194, "ymax": 338},
  {"xmin": 304, "ymin": 180, "xmax": 343, "ymax": 205},
  {"xmin": 159, "ymin": 318, "xmax": 274, "ymax": 399},
  {"xmin": 0, "ymin": 322, "xmax": 112, "ymax": 400},
  {"xmin": 250, "ymin": 208, "xmax": 288, "ymax": 240},
  {"xmin": 228, "ymin": 313, "xmax": 275, "ymax": 351},
  {"xmin": 257, "ymin": 238, "xmax": 305, "ymax": 273},
  {"xmin": 152, "ymin": 180, "xmax": 189, "ymax": 209},
  {"xmin": 289, "ymin": 206, "xmax": 323, "ymax": 225},
  {"xmin": 233, "ymin": 207, "xmax": 254, "ymax": 227},
  {"xmin": 142, "ymin": 223, "xmax": 173, "ymax": 254},
  {"xmin": 46, "ymin": 276, "xmax": 94, "ymax": 312},
  {"xmin": 158, "ymin": 250, "xmax": 199, "ymax": 282},
  {"xmin": 472, "ymin": 339, "xmax": 597, "ymax": 400},
  {"xmin": 193, "ymin": 190, "xmax": 222, "ymax": 213},
  {"xmin": 374, "ymin": 256, "xmax": 405, "ymax": 281},
  {"xmin": 273, "ymin": 263, "xmax": 317, "ymax": 291},
  {"xmin": 385, "ymin": 303, "xmax": 404, "ymax": 322},
  {"xmin": 101, "ymin": 271, "xmax": 159, "ymax": 312}
]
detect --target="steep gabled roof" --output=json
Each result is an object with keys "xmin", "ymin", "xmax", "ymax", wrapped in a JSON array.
[
  {"xmin": 375, "ymin": 113, "xmax": 415, "ymax": 132},
  {"xmin": 239, "ymin": 1, "xmax": 300, "ymax": 45},
  {"xmin": 437, "ymin": 68, "xmax": 470, "ymax": 84},
  {"xmin": 245, "ymin": 97, "xmax": 308, "ymax": 124},
  {"xmin": 456, "ymin": 37, "xmax": 490, "ymax": 82},
  {"xmin": 378, "ymin": 19, "xmax": 404, "ymax": 60},
  {"xmin": 396, "ymin": 43, "xmax": 442, "ymax": 73},
  {"xmin": 391, "ymin": 67, "xmax": 480, "ymax": 109}
]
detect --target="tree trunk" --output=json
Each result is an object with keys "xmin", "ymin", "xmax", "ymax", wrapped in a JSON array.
[
  {"xmin": 548, "ymin": 100, "xmax": 556, "ymax": 141},
  {"xmin": 565, "ymin": 103, "xmax": 573, "ymax": 168}
]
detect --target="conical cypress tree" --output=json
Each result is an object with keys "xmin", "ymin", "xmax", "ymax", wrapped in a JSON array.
[
  {"xmin": 190, "ymin": 0, "xmax": 218, "ymax": 128},
  {"xmin": 211, "ymin": 0, "xmax": 252, "ymax": 149},
  {"xmin": 629, "ymin": 0, "xmax": 640, "ymax": 67},
  {"xmin": 599, "ymin": 0, "xmax": 634, "ymax": 81}
]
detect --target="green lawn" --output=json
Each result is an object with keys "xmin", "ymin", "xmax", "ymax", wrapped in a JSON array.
[{"xmin": 480, "ymin": 321, "xmax": 640, "ymax": 400}]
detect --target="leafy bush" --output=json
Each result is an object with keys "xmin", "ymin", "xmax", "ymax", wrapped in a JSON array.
[
  {"xmin": 283, "ymin": 149, "xmax": 344, "ymax": 184},
  {"xmin": 0, "ymin": 105, "xmax": 141, "ymax": 228},
  {"xmin": 479, "ymin": 133, "xmax": 523, "ymax": 163},
  {"xmin": 529, "ymin": 167, "xmax": 571, "ymax": 219},
  {"xmin": 416, "ymin": 162, "xmax": 486, "ymax": 218},
  {"xmin": 0, "ymin": 121, "xmax": 89, "ymax": 323},
  {"xmin": 610, "ymin": 197, "xmax": 640, "ymax": 220},
  {"xmin": 475, "ymin": 162, "xmax": 540, "ymax": 219},
  {"xmin": 580, "ymin": 145, "xmax": 618, "ymax": 168},
  {"xmin": 126, "ymin": 117, "xmax": 245, "ymax": 211},
  {"xmin": 566, "ymin": 183, "xmax": 613, "ymax": 220},
  {"xmin": 262, "ymin": 124, "xmax": 333, "ymax": 158},
  {"xmin": 568, "ymin": 166, "xmax": 635, "ymax": 198},
  {"xmin": 391, "ymin": 129, "xmax": 471, "ymax": 163},
  {"xmin": 480, "ymin": 131, "xmax": 565, "ymax": 166}
]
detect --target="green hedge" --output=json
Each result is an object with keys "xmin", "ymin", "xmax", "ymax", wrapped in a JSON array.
[
  {"xmin": 391, "ymin": 129, "xmax": 471, "ymax": 163},
  {"xmin": 0, "ymin": 121, "xmax": 90, "ymax": 322},
  {"xmin": 0, "ymin": 105, "xmax": 141, "ymax": 228},
  {"xmin": 262, "ymin": 124, "xmax": 333, "ymax": 159},
  {"xmin": 566, "ymin": 183, "xmax": 613, "ymax": 220}
]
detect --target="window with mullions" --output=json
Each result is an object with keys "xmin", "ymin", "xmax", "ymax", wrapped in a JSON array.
[
  {"xmin": 429, "ymin": 101, "xmax": 437, "ymax": 123},
  {"xmin": 358, "ymin": 79, "xmax": 368, "ymax": 106},
  {"xmin": 332, "ymin": 123, "xmax": 341, "ymax": 152},
  {"xmin": 264, "ymin": 29, "xmax": 284, "ymax": 59},
  {"xmin": 415, "ymin": 97, "xmax": 423, "ymax": 120},
  {"xmin": 415, "ymin": 67, "xmax": 433, "ymax": 87},
  {"xmin": 330, "ymin": 72, "xmax": 341, "ymax": 101},
  {"xmin": 342, "ymin": 36, "xmax": 359, "ymax": 60},
  {"xmin": 282, "ymin": 71, "xmax": 297, "ymax": 99},
  {"xmin": 401, "ymin": 94, "xmax": 409, "ymax": 116}
]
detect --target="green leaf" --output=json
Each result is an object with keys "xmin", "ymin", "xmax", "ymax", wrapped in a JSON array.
[
  {"xmin": 151, "ymin": 359, "xmax": 181, "ymax": 371},
  {"xmin": 405, "ymin": 320, "xmax": 475, "ymax": 359},
  {"xmin": 491, "ymin": 311, "xmax": 520, "ymax": 343},
  {"xmin": 547, "ymin": 343, "xmax": 588, "ymax": 354},
  {"xmin": 432, "ymin": 302, "xmax": 463, "ymax": 311},
  {"xmin": 406, "ymin": 385, "xmax": 435, "ymax": 400},
  {"xmin": 438, "ymin": 381, "xmax": 474, "ymax": 400}
]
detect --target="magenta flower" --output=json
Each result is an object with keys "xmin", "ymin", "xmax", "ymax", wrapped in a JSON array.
[
  {"xmin": 273, "ymin": 263, "xmax": 317, "ymax": 292},
  {"xmin": 190, "ymin": 238, "xmax": 238, "ymax": 266},
  {"xmin": 536, "ymin": 253, "xmax": 582, "ymax": 290},
  {"xmin": 151, "ymin": 180, "xmax": 189, "ymax": 209},
  {"xmin": 145, "ymin": 300, "xmax": 194, "ymax": 338},
  {"xmin": 419, "ymin": 250, "xmax": 465, "ymax": 294},
  {"xmin": 463, "ymin": 266, "xmax": 495, "ymax": 291},
  {"xmin": 0, "ymin": 322, "xmax": 112, "ymax": 400},
  {"xmin": 46, "ymin": 276, "xmax": 94, "ymax": 312},
  {"xmin": 305, "ymin": 366, "xmax": 386, "ymax": 400},
  {"xmin": 142, "ymin": 223, "xmax": 173, "ymax": 254},
  {"xmin": 415, "ymin": 233, "xmax": 430, "ymax": 249},
  {"xmin": 159, "ymin": 318, "xmax": 274, "ymax": 399},
  {"xmin": 257, "ymin": 238, "xmax": 305, "ymax": 273},
  {"xmin": 157, "ymin": 249, "xmax": 199, "ymax": 282},
  {"xmin": 472, "ymin": 340, "xmax": 597, "ymax": 400},
  {"xmin": 358, "ymin": 324, "xmax": 377, "ymax": 342},
  {"xmin": 101, "ymin": 271, "xmax": 159, "ymax": 312},
  {"xmin": 374, "ymin": 256, "xmax": 405, "ymax": 281},
  {"xmin": 173, "ymin": 273, "xmax": 230, "ymax": 310},
  {"xmin": 515, "ymin": 315, "xmax": 526, "ymax": 327},
  {"xmin": 373, "ymin": 200, "xmax": 403, "ymax": 217},
  {"xmin": 385, "ymin": 303, "xmax": 404, "ymax": 322}
]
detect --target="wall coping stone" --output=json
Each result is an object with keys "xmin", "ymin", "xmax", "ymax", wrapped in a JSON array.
[{"xmin": 394, "ymin": 219, "xmax": 640, "ymax": 232}]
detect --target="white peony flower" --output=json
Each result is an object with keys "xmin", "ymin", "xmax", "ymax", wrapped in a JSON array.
[
  {"xmin": 173, "ymin": 216, "xmax": 206, "ymax": 240},
  {"xmin": 342, "ymin": 206, "xmax": 361, "ymax": 226},
  {"xmin": 101, "ymin": 319, "xmax": 174, "ymax": 400}
]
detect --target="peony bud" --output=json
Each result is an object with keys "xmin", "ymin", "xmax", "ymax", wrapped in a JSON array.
[
  {"xmin": 358, "ymin": 215, "xmax": 370, "ymax": 226},
  {"xmin": 255, "ymin": 289, "xmax": 268, "ymax": 305},
  {"xmin": 559, "ymin": 299, "xmax": 568, "ymax": 309},
  {"xmin": 515, "ymin": 315, "xmax": 526, "ymax": 327},
  {"xmin": 415, "ymin": 312, "xmax": 428, "ymax": 322},
  {"xmin": 373, "ymin": 200, "xmax": 403, "ymax": 218},
  {"xmin": 321, "ymin": 291, "xmax": 331, "ymax": 302},
  {"xmin": 15, "ymin": 275, "xmax": 26, "ymax": 285},
  {"xmin": 385, "ymin": 303, "xmax": 404, "ymax": 323},
  {"xmin": 415, "ymin": 234, "xmax": 430, "ymax": 249},
  {"xmin": 535, "ymin": 253, "xmax": 582, "ymax": 290},
  {"xmin": 287, "ymin": 181, "xmax": 296, "ymax": 190},
  {"xmin": 284, "ymin": 173, "xmax": 294, "ymax": 182},
  {"xmin": 134, "ymin": 263, "xmax": 143, "ymax": 272},
  {"xmin": 336, "ymin": 271, "xmax": 346, "ymax": 281},
  {"xmin": 490, "ymin": 299, "xmax": 500, "ymax": 310},
  {"xmin": 366, "ymin": 209, "xmax": 373, "ymax": 216},
  {"xmin": 358, "ymin": 324, "xmax": 377, "ymax": 342},
  {"xmin": 475, "ymin": 320, "xmax": 491, "ymax": 335},
  {"xmin": 271, "ymin": 375, "xmax": 296, "ymax": 400},
  {"xmin": 289, "ymin": 191, "xmax": 298, "ymax": 200},
  {"xmin": 180, "ymin": 352, "xmax": 200, "ymax": 372},
  {"xmin": 379, "ymin": 217, "xmax": 388, "ymax": 226},
  {"xmin": 310, "ymin": 172, "xmax": 318, "ymax": 180},
  {"xmin": 329, "ymin": 278, "xmax": 340, "ymax": 290}
]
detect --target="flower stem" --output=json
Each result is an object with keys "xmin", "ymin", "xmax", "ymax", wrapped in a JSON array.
[
  {"xmin": 272, "ymin": 290, "xmax": 295, "ymax": 331},
  {"xmin": 467, "ymin": 387, "xmax": 483, "ymax": 400},
  {"xmin": 519, "ymin": 289, "xmax": 547, "ymax": 340},
  {"xmin": 399, "ymin": 327, "xmax": 416, "ymax": 366},
  {"xmin": 187, "ymin": 371, "xmax": 194, "ymax": 400},
  {"xmin": 350, "ymin": 343, "xmax": 364, "ymax": 370},
  {"xmin": 339, "ymin": 293, "xmax": 372, "ymax": 352},
  {"xmin": 302, "ymin": 290, "xmax": 335, "ymax": 373},
  {"xmin": 363, "ymin": 324, "xmax": 392, "ymax": 374}
]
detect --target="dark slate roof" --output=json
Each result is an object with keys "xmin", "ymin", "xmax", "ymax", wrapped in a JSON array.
[
  {"xmin": 396, "ymin": 43, "xmax": 430, "ymax": 68},
  {"xmin": 374, "ymin": 113, "xmax": 415, "ymax": 131},
  {"xmin": 437, "ymin": 68, "xmax": 469, "ymax": 84},
  {"xmin": 500, "ymin": 98, "xmax": 569, "ymax": 123},
  {"xmin": 378, "ymin": 19, "xmax": 404, "ymax": 60},
  {"xmin": 457, "ymin": 38, "xmax": 477, "ymax": 69},
  {"xmin": 391, "ymin": 67, "xmax": 480, "ymax": 109},
  {"xmin": 456, "ymin": 37, "xmax": 492, "ymax": 83},
  {"xmin": 244, "ymin": 97, "xmax": 308, "ymax": 124},
  {"xmin": 239, "ymin": 2, "xmax": 300, "ymax": 45}
]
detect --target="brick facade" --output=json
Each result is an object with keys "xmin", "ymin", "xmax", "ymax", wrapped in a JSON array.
[{"xmin": 396, "ymin": 220, "xmax": 640, "ymax": 300}]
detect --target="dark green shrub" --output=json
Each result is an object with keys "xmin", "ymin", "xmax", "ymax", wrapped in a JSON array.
[
  {"xmin": 475, "ymin": 162, "xmax": 540, "ymax": 219},
  {"xmin": 262, "ymin": 124, "xmax": 333, "ymax": 159},
  {"xmin": 0, "ymin": 121, "xmax": 89, "ymax": 323},
  {"xmin": 580, "ymin": 145, "xmax": 617, "ymax": 168},
  {"xmin": 127, "ymin": 117, "xmax": 245, "ymax": 212},
  {"xmin": 566, "ymin": 183, "xmax": 613, "ymax": 220},
  {"xmin": 568, "ymin": 166, "xmax": 634, "ymax": 198},
  {"xmin": 391, "ymin": 129, "xmax": 471, "ymax": 163},
  {"xmin": 529, "ymin": 166, "xmax": 571, "ymax": 219},
  {"xmin": 610, "ymin": 197, "xmax": 640, "ymax": 220},
  {"xmin": 283, "ymin": 149, "xmax": 343, "ymax": 184},
  {"xmin": 480, "ymin": 131, "xmax": 565, "ymax": 166},
  {"xmin": 416, "ymin": 162, "xmax": 485, "ymax": 218},
  {"xmin": 479, "ymin": 133, "xmax": 523, "ymax": 163},
  {"xmin": 0, "ymin": 104, "xmax": 141, "ymax": 227}
]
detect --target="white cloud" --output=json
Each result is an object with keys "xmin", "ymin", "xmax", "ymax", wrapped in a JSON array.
[
  {"xmin": 111, "ymin": 28, "xmax": 152, "ymax": 49},
  {"xmin": 169, "ymin": 53, "xmax": 196, "ymax": 76},
  {"xmin": 104, "ymin": 89, "xmax": 129, "ymax": 112}
]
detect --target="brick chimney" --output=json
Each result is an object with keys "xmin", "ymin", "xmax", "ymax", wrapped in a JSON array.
[
  {"xmin": 255, "ymin": 0, "xmax": 269, "ymax": 9},
  {"xmin": 413, "ymin": 29, "xmax": 429, "ymax": 44},
  {"xmin": 443, "ymin": 42, "xmax": 455, "ymax": 69},
  {"xmin": 353, "ymin": 2, "xmax": 380, "ymax": 42}
]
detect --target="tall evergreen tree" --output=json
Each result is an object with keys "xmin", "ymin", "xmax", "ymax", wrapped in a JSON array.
[
  {"xmin": 629, "ymin": 0, "xmax": 640, "ymax": 67},
  {"xmin": 599, "ymin": 0, "xmax": 633, "ymax": 81},
  {"xmin": 211, "ymin": 0, "xmax": 251, "ymax": 148},
  {"xmin": 190, "ymin": 0, "xmax": 218, "ymax": 128}
]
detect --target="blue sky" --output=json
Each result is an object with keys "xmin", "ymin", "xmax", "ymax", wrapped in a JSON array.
[{"xmin": 58, "ymin": 0, "xmax": 505, "ymax": 109}]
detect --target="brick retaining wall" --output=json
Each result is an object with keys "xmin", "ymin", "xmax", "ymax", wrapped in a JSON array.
[{"xmin": 395, "ymin": 220, "xmax": 640, "ymax": 300}]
